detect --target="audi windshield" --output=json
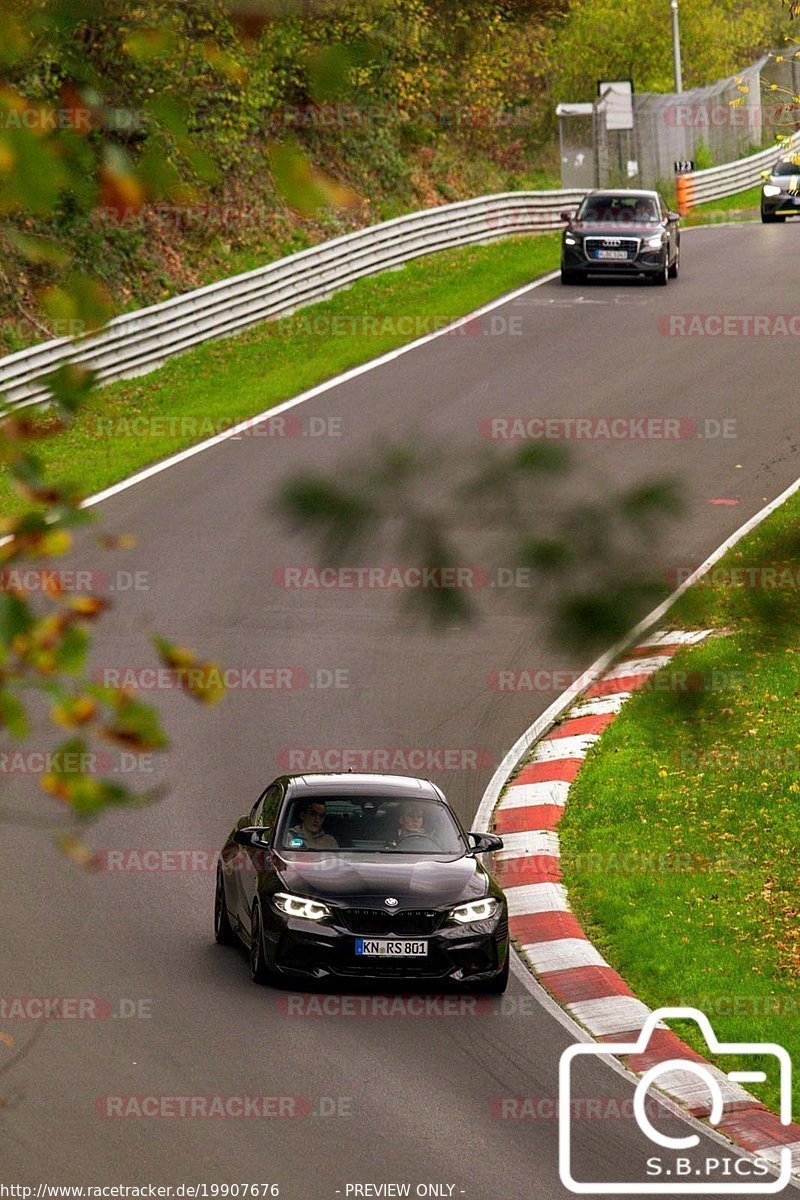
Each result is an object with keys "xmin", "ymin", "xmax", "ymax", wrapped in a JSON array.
[{"xmin": 576, "ymin": 195, "xmax": 659, "ymax": 222}]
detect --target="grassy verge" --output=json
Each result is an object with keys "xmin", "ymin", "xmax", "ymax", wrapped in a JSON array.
[
  {"xmin": 559, "ymin": 485, "xmax": 800, "ymax": 1115},
  {"xmin": 683, "ymin": 185, "xmax": 761, "ymax": 225},
  {"xmin": 0, "ymin": 233, "xmax": 559, "ymax": 520}
]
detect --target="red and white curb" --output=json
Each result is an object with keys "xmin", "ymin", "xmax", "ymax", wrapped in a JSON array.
[{"xmin": 489, "ymin": 627, "xmax": 800, "ymax": 1176}]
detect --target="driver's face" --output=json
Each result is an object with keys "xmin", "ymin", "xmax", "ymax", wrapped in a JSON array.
[
  {"xmin": 302, "ymin": 803, "xmax": 327, "ymax": 832},
  {"xmin": 400, "ymin": 805, "xmax": 424, "ymax": 831}
]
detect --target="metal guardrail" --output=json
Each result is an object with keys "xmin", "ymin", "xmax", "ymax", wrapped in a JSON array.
[
  {"xmin": 0, "ymin": 190, "xmax": 586, "ymax": 412},
  {"xmin": 679, "ymin": 129, "xmax": 800, "ymax": 207},
  {"xmin": 3, "ymin": 129, "xmax": 797, "ymax": 411}
]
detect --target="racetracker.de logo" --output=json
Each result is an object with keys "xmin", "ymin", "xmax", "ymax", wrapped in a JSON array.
[
  {"xmin": 91, "ymin": 666, "xmax": 349, "ymax": 691},
  {"xmin": 479, "ymin": 417, "xmax": 736, "ymax": 440},
  {"xmin": 277, "ymin": 748, "xmax": 495, "ymax": 772},
  {"xmin": 659, "ymin": 314, "xmax": 800, "ymax": 337},
  {"xmin": 273, "ymin": 565, "xmax": 492, "ymax": 589},
  {"xmin": 0, "ymin": 997, "xmax": 151, "ymax": 1019},
  {"xmin": 95, "ymin": 1095, "xmax": 352, "ymax": 1118}
]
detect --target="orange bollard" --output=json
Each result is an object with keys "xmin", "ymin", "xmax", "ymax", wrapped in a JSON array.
[{"xmin": 676, "ymin": 174, "xmax": 696, "ymax": 215}]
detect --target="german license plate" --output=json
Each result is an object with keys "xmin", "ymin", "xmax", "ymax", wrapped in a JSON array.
[
  {"xmin": 596, "ymin": 249, "xmax": 628, "ymax": 260},
  {"xmin": 355, "ymin": 938, "xmax": 428, "ymax": 957}
]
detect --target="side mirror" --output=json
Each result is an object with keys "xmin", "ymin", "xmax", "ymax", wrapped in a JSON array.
[
  {"xmin": 667, "ymin": 211, "xmax": 680, "ymax": 223},
  {"xmin": 469, "ymin": 831, "xmax": 503, "ymax": 854},
  {"xmin": 560, "ymin": 209, "xmax": 574, "ymax": 223},
  {"xmin": 233, "ymin": 826, "xmax": 271, "ymax": 848}
]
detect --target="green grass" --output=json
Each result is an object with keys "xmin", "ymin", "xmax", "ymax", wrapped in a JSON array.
[
  {"xmin": 559, "ymin": 485, "xmax": 800, "ymax": 1115},
  {"xmin": 683, "ymin": 185, "xmax": 761, "ymax": 225},
  {"xmin": 0, "ymin": 233, "xmax": 560, "ymax": 520}
]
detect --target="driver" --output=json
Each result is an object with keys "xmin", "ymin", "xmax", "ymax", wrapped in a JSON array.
[
  {"xmin": 634, "ymin": 199, "xmax": 652, "ymax": 221},
  {"xmin": 287, "ymin": 800, "xmax": 339, "ymax": 849}
]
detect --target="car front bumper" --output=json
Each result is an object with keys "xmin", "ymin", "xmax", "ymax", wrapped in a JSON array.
[
  {"xmin": 562, "ymin": 244, "xmax": 666, "ymax": 275},
  {"xmin": 761, "ymin": 191, "xmax": 800, "ymax": 216},
  {"xmin": 263, "ymin": 909, "xmax": 509, "ymax": 984}
]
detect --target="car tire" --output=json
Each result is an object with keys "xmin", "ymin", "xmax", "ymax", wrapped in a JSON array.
[
  {"xmin": 560, "ymin": 269, "xmax": 582, "ymax": 285},
  {"xmin": 761, "ymin": 210, "xmax": 785, "ymax": 223},
  {"xmin": 652, "ymin": 260, "xmax": 668, "ymax": 286},
  {"xmin": 468, "ymin": 954, "xmax": 510, "ymax": 994},
  {"xmin": 249, "ymin": 901, "xmax": 275, "ymax": 985},
  {"xmin": 668, "ymin": 250, "xmax": 679, "ymax": 279},
  {"xmin": 214, "ymin": 863, "xmax": 237, "ymax": 946}
]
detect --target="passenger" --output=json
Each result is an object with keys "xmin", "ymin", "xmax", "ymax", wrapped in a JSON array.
[
  {"xmin": 287, "ymin": 801, "xmax": 338, "ymax": 849},
  {"xmin": 387, "ymin": 802, "xmax": 427, "ymax": 844}
]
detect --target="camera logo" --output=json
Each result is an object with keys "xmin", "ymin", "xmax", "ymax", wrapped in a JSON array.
[{"xmin": 559, "ymin": 1006, "xmax": 792, "ymax": 1194}]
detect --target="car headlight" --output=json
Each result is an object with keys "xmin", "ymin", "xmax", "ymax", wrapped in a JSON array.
[
  {"xmin": 273, "ymin": 892, "xmax": 331, "ymax": 921},
  {"xmin": 645, "ymin": 234, "xmax": 664, "ymax": 249},
  {"xmin": 447, "ymin": 897, "xmax": 500, "ymax": 924},
  {"xmin": 564, "ymin": 233, "xmax": 577, "ymax": 246},
  {"xmin": 763, "ymin": 184, "xmax": 781, "ymax": 197}
]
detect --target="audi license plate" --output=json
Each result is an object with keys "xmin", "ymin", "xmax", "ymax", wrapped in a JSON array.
[
  {"xmin": 355, "ymin": 938, "xmax": 428, "ymax": 957},
  {"xmin": 595, "ymin": 249, "xmax": 628, "ymax": 260}
]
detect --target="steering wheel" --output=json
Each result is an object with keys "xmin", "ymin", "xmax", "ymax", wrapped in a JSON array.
[{"xmin": 393, "ymin": 833, "xmax": 443, "ymax": 851}]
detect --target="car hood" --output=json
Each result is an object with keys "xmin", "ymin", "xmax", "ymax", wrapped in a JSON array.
[
  {"xmin": 568, "ymin": 221, "xmax": 664, "ymax": 237},
  {"xmin": 272, "ymin": 850, "xmax": 490, "ymax": 908}
]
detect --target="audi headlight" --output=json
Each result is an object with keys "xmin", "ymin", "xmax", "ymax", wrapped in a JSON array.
[
  {"xmin": 564, "ymin": 233, "xmax": 577, "ymax": 246},
  {"xmin": 447, "ymin": 897, "xmax": 500, "ymax": 924},
  {"xmin": 763, "ymin": 184, "xmax": 781, "ymax": 197},
  {"xmin": 645, "ymin": 234, "xmax": 663, "ymax": 249},
  {"xmin": 273, "ymin": 892, "xmax": 331, "ymax": 921}
]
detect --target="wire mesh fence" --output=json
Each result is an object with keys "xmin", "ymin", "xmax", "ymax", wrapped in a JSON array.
[{"xmin": 559, "ymin": 47, "xmax": 800, "ymax": 191}]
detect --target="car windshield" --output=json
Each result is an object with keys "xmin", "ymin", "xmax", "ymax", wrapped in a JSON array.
[
  {"xmin": 276, "ymin": 795, "xmax": 468, "ymax": 854},
  {"xmin": 772, "ymin": 159, "xmax": 800, "ymax": 176},
  {"xmin": 578, "ymin": 195, "xmax": 659, "ymax": 223}
]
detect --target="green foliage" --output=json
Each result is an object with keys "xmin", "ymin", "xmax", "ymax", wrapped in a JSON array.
[
  {"xmin": 549, "ymin": 0, "xmax": 788, "ymax": 100},
  {"xmin": 0, "ymin": 0, "xmax": 564, "ymax": 352},
  {"xmin": 693, "ymin": 140, "xmax": 714, "ymax": 170}
]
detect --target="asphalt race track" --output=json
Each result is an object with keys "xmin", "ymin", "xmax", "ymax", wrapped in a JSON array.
[{"xmin": 3, "ymin": 222, "xmax": 800, "ymax": 1197}]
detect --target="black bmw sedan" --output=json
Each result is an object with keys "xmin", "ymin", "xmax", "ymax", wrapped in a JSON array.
[
  {"xmin": 561, "ymin": 189, "xmax": 680, "ymax": 285},
  {"xmin": 214, "ymin": 772, "xmax": 509, "ymax": 992}
]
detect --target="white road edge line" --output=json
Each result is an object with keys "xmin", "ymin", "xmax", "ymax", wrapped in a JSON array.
[
  {"xmin": 33, "ymin": 221, "xmax": 742, "ymax": 514},
  {"xmin": 78, "ymin": 270, "xmax": 559, "ymax": 510}
]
